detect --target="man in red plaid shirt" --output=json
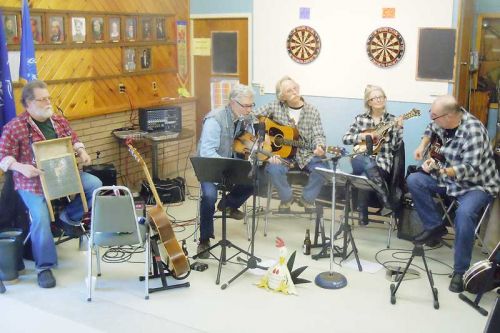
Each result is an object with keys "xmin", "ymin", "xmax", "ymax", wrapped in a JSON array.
[{"xmin": 0, "ymin": 80, "xmax": 102, "ymax": 288}]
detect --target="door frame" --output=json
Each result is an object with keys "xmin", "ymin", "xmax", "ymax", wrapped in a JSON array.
[{"xmin": 189, "ymin": 13, "xmax": 253, "ymax": 96}]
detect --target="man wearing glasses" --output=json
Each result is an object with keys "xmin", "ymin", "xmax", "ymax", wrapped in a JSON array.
[
  {"xmin": 196, "ymin": 84, "xmax": 255, "ymax": 258},
  {"xmin": 0, "ymin": 80, "xmax": 102, "ymax": 288},
  {"xmin": 407, "ymin": 95, "xmax": 499, "ymax": 293},
  {"xmin": 254, "ymin": 76, "xmax": 328, "ymax": 213}
]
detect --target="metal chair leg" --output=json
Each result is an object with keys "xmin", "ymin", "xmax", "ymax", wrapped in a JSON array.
[{"xmin": 264, "ymin": 178, "xmax": 272, "ymax": 237}]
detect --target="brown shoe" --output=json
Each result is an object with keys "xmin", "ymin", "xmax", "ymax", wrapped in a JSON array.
[
  {"xmin": 298, "ymin": 197, "xmax": 315, "ymax": 213},
  {"xmin": 196, "ymin": 240, "xmax": 211, "ymax": 259},
  {"xmin": 278, "ymin": 199, "xmax": 292, "ymax": 213},
  {"xmin": 217, "ymin": 202, "xmax": 245, "ymax": 220}
]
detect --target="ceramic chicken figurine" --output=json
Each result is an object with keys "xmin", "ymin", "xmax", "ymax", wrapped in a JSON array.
[{"xmin": 258, "ymin": 237, "xmax": 298, "ymax": 295}]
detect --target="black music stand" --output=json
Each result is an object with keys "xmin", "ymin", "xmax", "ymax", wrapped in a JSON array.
[
  {"xmin": 190, "ymin": 157, "xmax": 254, "ymax": 285},
  {"xmin": 312, "ymin": 169, "xmax": 378, "ymax": 271}
]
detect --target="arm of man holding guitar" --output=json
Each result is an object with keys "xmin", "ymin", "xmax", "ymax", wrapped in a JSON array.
[{"xmin": 414, "ymin": 133, "xmax": 456, "ymax": 178}]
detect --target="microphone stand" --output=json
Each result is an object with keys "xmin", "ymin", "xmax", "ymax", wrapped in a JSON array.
[{"xmin": 221, "ymin": 128, "xmax": 266, "ymax": 289}]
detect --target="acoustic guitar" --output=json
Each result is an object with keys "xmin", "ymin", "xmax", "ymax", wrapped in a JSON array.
[
  {"xmin": 233, "ymin": 131, "xmax": 292, "ymax": 166},
  {"xmin": 353, "ymin": 108, "xmax": 421, "ymax": 155},
  {"xmin": 259, "ymin": 117, "xmax": 341, "ymax": 159},
  {"xmin": 424, "ymin": 133, "xmax": 447, "ymax": 173},
  {"xmin": 463, "ymin": 241, "xmax": 500, "ymax": 294},
  {"xmin": 127, "ymin": 143, "xmax": 190, "ymax": 278}
]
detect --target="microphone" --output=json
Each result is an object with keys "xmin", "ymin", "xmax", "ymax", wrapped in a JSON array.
[{"xmin": 365, "ymin": 135, "xmax": 374, "ymax": 156}]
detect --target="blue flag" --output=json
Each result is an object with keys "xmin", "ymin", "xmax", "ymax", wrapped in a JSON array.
[
  {"xmin": 19, "ymin": 0, "xmax": 37, "ymax": 82},
  {"xmin": 0, "ymin": 11, "xmax": 16, "ymax": 133}
]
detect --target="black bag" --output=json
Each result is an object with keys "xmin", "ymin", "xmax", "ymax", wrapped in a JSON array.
[
  {"xmin": 141, "ymin": 177, "xmax": 185, "ymax": 205},
  {"xmin": 397, "ymin": 195, "xmax": 425, "ymax": 241}
]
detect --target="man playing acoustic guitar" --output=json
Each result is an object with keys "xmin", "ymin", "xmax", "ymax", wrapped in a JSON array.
[
  {"xmin": 196, "ymin": 84, "xmax": 255, "ymax": 258},
  {"xmin": 407, "ymin": 95, "xmax": 499, "ymax": 293},
  {"xmin": 254, "ymin": 76, "xmax": 328, "ymax": 213}
]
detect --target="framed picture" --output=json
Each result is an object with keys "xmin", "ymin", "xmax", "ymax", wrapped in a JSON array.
[
  {"xmin": 125, "ymin": 17, "xmax": 137, "ymax": 41},
  {"xmin": 30, "ymin": 14, "xmax": 44, "ymax": 44},
  {"xmin": 71, "ymin": 17, "xmax": 86, "ymax": 43},
  {"xmin": 155, "ymin": 18, "xmax": 166, "ymax": 40},
  {"xmin": 139, "ymin": 47, "xmax": 151, "ymax": 70},
  {"xmin": 48, "ymin": 15, "xmax": 65, "ymax": 43},
  {"xmin": 3, "ymin": 14, "xmax": 19, "ymax": 44},
  {"xmin": 123, "ymin": 47, "xmax": 136, "ymax": 72},
  {"xmin": 91, "ymin": 17, "xmax": 104, "ymax": 42},
  {"xmin": 109, "ymin": 17, "xmax": 120, "ymax": 42},
  {"xmin": 141, "ymin": 17, "xmax": 153, "ymax": 41}
]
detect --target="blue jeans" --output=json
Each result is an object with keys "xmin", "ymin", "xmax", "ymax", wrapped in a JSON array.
[
  {"xmin": 406, "ymin": 172, "xmax": 493, "ymax": 273},
  {"xmin": 199, "ymin": 182, "xmax": 253, "ymax": 241},
  {"xmin": 265, "ymin": 156, "xmax": 329, "ymax": 203},
  {"xmin": 18, "ymin": 172, "xmax": 102, "ymax": 270},
  {"xmin": 351, "ymin": 155, "xmax": 388, "ymax": 216}
]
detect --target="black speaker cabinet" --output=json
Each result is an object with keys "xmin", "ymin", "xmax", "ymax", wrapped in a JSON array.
[{"xmin": 83, "ymin": 164, "xmax": 117, "ymax": 186}]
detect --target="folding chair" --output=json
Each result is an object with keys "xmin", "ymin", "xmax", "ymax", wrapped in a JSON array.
[{"xmin": 87, "ymin": 186, "xmax": 150, "ymax": 301}]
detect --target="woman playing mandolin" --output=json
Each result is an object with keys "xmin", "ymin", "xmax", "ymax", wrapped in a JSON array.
[{"xmin": 342, "ymin": 84, "xmax": 403, "ymax": 225}]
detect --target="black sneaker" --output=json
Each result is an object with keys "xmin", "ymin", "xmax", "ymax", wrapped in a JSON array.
[
  {"xmin": 298, "ymin": 197, "xmax": 315, "ymax": 213},
  {"xmin": 217, "ymin": 202, "xmax": 245, "ymax": 220},
  {"xmin": 37, "ymin": 269, "xmax": 56, "ymax": 288},
  {"xmin": 449, "ymin": 272, "xmax": 464, "ymax": 293},
  {"xmin": 196, "ymin": 240, "xmax": 211, "ymax": 259}
]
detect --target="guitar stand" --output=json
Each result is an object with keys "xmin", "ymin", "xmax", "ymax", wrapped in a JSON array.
[
  {"xmin": 458, "ymin": 258, "xmax": 499, "ymax": 316},
  {"xmin": 390, "ymin": 243, "xmax": 439, "ymax": 309},
  {"xmin": 139, "ymin": 234, "xmax": 190, "ymax": 293},
  {"xmin": 312, "ymin": 182, "xmax": 362, "ymax": 272}
]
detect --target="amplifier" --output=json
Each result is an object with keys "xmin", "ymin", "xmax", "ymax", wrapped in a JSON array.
[
  {"xmin": 83, "ymin": 164, "xmax": 117, "ymax": 186},
  {"xmin": 139, "ymin": 106, "xmax": 182, "ymax": 133}
]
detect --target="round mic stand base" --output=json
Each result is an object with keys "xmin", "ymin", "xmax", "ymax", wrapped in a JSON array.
[{"xmin": 315, "ymin": 271, "xmax": 347, "ymax": 289}]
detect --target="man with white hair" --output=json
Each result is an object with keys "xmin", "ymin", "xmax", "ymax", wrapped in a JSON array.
[
  {"xmin": 254, "ymin": 76, "xmax": 328, "ymax": 213},
  {"xmin": 196, "ymin": 84, "xmax": 255, "ymax": 258},
  {"xmin": 407, "ymin": 95, "xmax": 499, "ymax": 293},
  {"xmin": 0, "ymin": 80, "xmax": 102, "ymax": 288}
]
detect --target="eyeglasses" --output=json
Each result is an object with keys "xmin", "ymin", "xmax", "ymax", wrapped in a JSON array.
[
  {"xmin": 33, "ymin": 96, "xmax": 52, "ymax": 103},
  {"xmin": 234, "ymin": 100, "xmax": 255, "ymax": 109},
  {"xmin": 429, "ymin": 109, "xmax": 448, "ymax": 121},
  {"xmin": 369, "ymin": 96, "xmax": 386, "ymax": 102}
]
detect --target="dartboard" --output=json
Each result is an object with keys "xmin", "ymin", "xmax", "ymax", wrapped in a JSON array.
[
  {"xmin": 366, "ymin": 27, "xmax": 405, "ymax": 68},
  {"xmin": 286, "ymin": 26, "xmax": 321, "ymax": 64}
]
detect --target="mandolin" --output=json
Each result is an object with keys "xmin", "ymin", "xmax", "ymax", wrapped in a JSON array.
[
  {"xmin": 463, "ymin": 241, "xmax": 500, "ymax": 294},
  {"xmin": 127, "ymin": 143, "xmax": 190, "ymax": 278},
  {"xmin": 259, "ymin": 117, "xmax": 340, "ymax": 159},
  {"xmin": 353, "ymin": 108, "xmax": 421, "ymax": 155}
]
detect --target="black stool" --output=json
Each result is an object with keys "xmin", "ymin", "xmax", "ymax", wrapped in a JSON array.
[{"xmin": 0, "ymin": 238, "xmax": 19, "ymax": 283}]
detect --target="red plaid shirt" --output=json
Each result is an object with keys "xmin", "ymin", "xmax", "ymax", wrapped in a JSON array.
[{"xmin": 0, "ymin": 112, "xmax": 83, "ymax": 194}]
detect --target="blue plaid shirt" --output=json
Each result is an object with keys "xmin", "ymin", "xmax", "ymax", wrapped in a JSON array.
[{"xmin": 424, "ymin": 112, "xmax": 499, "ymax": 197}]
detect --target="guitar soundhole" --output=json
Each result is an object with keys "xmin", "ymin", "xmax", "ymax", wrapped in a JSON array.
[{"xmin": 273, "ymin": 134, "xmax": 284, "ymax": 148}]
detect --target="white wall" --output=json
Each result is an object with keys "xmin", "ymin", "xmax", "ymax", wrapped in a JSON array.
[{"xmin": 253, "ymin": 0, "xmax": 454, "ymax": 103}]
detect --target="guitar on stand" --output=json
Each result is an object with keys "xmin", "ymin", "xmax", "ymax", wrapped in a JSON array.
[
  {"xmin": 353, "ymin": 108, "xmax": 421, "ymax": 155},
  {"xmin": 127, "ymin": 142, "xmax": 190, "ymax": 291}
]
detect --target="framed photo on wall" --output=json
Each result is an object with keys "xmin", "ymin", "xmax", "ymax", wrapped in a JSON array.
[
  {"xmin": 125, "ymin": 17, "xmax": 137, "ymax": 41},
  {"xmin": 123, "ymin": 47, "xmax": 136, "ymax": 72},
  {"xmin": 71, "ymin": 16, "xmax": 86, "ymax": 43},
  {"xmin": 3, "ymin": 14, "xmax": 19, "ymax": 44},
  {"xmin": 30, "ymin": 14, "xmax": 44, "ymax": 44},
  {"xmin": 141, "ymin": 17, "xmax": 153, "ymax": 41},
  {"xmin": 109, "ymin": 17, "xmax": 120, "ymax": 42},
  {"xmin": 91, "ymin": 17, "xmax": 104, "ymax": 43},
  {"xmin": 48, "ymin": 15, "xmax": 65, "ymax": 43},
  {"xmin": 139, "ymin": 47, "xmax": 151, "ymax": 70},
  {"xmin": 155, "ymin": 17, "xmax": 166, "ymax": 40}
]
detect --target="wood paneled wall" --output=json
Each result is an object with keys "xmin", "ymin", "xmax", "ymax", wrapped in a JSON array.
[{"xmin": 0, "ymin": 0, "xmax": 196, "ymax": 193}]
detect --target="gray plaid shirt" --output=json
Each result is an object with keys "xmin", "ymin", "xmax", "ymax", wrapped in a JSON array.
[
  {"xmin": 253, "ymin": 99, "xmax": 326, "ymax": 169},
  {"xmin": 423, "ymin": 112, "xmax": 499, "ymax": 197},
  {"xmin": 342, "ymin": 111, "xmax": 403, "ymax": 174}
]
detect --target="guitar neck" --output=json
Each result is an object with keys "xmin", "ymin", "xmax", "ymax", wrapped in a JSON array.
[
  {"xmin": 143, "ymin": 166, "xmax": 163, "ymax": 209},
  {"xmin": 281, "ymin": 138, "xmax": 314, "ymax": 150}
]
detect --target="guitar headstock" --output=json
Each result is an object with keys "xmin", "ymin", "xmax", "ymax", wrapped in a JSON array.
[
  {"xmin": 127, "ymin": 143, "xmax": 146, "ymax": 166},
  {"xmin": 404, "ymin": 108, "xmax": 421, "ymax": 120},
  {"xmin": 326, "ymin": 146, "xmax": 346, "ymax": 158}
]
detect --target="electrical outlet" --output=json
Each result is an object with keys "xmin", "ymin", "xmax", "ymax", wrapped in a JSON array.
[
  {"xmin": 118, "ymin": 83, "xmax": 126, "ymax": 93},
  {"xmin": 152, "ymin": 81, "xmax": 158, "ymax": 91},
  {"xmin": 259, "ymin": 85, "xmax": 265, "ymax": 95}
]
